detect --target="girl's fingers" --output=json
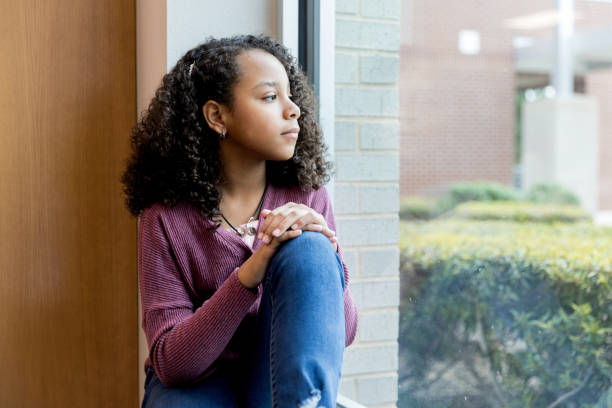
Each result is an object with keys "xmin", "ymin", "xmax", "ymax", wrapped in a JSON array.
[
  {"xmin": 260, "ymin": 213, "xmax": 293, "ymax": 242},
  {"xmin": 302, "ymin": 223, "xmax": 334, "ymax": 236},
  {"xmin": 258, "ymin": 214, "xmax": 285, "ymax": 243},
  {"xmin": 259, "ymin": 211, "xmax": 309, "ymax": 243},
  {"xmin": 258, "ymin": 209, "xmax": 283, "ymax": 243},
  {"xmin": 257, "ymin": 205, "xmax": 324, "ymax": 244},
  {"xmin": 276, "ymin": 228, "xmax": 302, "ymax": 242},
  {"xmin": 263, "ymin": 229, "xmax": 301, "ymax": 249},
  {"xmin": 259, "ymin": 209, "xmax": 274, "ymax": 232},
  {"xmin": 301, "ymin": 224, "xmax": 336, "ymax": 241},
  {"xmin": 300, "ymin": 224, "xmax": 325, "ymax": 235},
  {"xmin": 275, "ymin": 214, "xmax": 317, "ymax": 237}
]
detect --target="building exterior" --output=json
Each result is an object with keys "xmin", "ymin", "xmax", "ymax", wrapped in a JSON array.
[{"xmin": 399, "ymin": 0, "xmax": 612, "ymax": 211}]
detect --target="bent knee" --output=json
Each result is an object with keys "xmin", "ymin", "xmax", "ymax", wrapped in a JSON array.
[
  {"xmin": 278, "ymin": 230, "xmax": 335, "ymax": 257},
  {"xmin": 269, "ymin": 231, "xmax": 341, "ymax": 277}
]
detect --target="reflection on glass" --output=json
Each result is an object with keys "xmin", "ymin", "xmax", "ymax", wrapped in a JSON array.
[{"xmin": 399, "ymin": 1, "xmax": 612, "ymax": 406}]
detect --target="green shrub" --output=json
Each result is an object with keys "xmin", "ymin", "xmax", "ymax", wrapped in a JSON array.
[
  {"xmin": 400, "ymin": 196, "xmax": 441, "ymax": 220},
  {"xmin": 450, "ymin": 201, "xmax": 591, "ymax": 224},
  {"xmin": 400, "ymin": 182, "xmax": 524, "ymax": 220},
  {"xmin": 399, "ymin": 220, "xmax": 612, "ymax": 408},
  {"xmin": 526, "ymin": 183, "xmax": 581, "ymax": 206},
  {"xmin": 445, "ymin": 181, "xmax": 523, "ymax": 208}
]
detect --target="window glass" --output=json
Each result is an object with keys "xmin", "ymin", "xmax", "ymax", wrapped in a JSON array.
[{"xmin": 399, "ymin": 1, "xmax": 612, "ymax": 406}]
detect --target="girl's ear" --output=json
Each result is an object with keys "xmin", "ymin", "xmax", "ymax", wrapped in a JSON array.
[{"xmin": 202, "ymin": 100, "xmax": 229, "ymax": 134}]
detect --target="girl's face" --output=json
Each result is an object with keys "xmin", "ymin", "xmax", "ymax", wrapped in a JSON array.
[{"xmin": 221, "ymin": 49, "xmax": 301, "ymax": 161}]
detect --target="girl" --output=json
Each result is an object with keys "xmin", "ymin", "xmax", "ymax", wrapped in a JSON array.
[{"xmin": 121, "ymin": 34, "xmax": 358, "ymax": 408}]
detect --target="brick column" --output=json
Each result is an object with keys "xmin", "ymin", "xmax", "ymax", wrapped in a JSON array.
[{"xmin": 335, "ymin": 1, "xmax": 400, "ymax": 407}]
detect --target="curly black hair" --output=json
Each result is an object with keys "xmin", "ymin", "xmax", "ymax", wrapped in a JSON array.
[{"xmin": 121, "ymin": 34, "xmax": 333, "ymax": 218}]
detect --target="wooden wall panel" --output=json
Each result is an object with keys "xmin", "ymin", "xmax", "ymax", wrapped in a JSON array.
[
  {"xmin": 0, "ymin": 1, "xmax": 137, "ymax": 406},
  {"xmin": 135, "ymin": 0, "xmax": 167, "ymax": 404}
]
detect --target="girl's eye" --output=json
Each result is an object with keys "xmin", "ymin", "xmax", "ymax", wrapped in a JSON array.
[{"xmin": 263, "ymin": 94, "xmax": 293, "ymax": 101}]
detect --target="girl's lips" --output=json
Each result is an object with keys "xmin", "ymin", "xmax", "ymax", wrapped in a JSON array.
[
  {"xmin": 281, "ymin": 127, "xmax": 300, "ymax": 135},
  {"xmin": 282, "ymin": 131, "xmax": 299, "ymax": 139}
]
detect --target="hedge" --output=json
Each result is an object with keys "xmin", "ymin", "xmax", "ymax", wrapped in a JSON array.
[
  {"xmin": 526, "ymin": 183, "xmax": 581, "ymax": 206},
  {"xmin": 400, "ymin": 196, "xmax": 441, "ymax": 220},
  {"xmin": 399, "ymin": 220, "xmax": 612, "ymax": 408},
  {"xmin": 449, "ymin": 201, "xmax": 592, "ymax": 224},
  {"xmin": 400, "ymin": 182, "xmax": 582, "ymax": 221}
]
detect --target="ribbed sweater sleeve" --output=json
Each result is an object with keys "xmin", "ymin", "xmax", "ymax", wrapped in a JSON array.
[
  {"xmin": 138, "ymin": 205, "xmax": 259, "ymax": 387},
  {"xmin": 312, "ymin": 186, "xmax": 359, "ymax": 347}
]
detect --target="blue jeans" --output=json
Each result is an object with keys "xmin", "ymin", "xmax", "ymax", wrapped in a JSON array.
[{"xmin": 141, "ymin": 231, "xmax": 346, "ymax": 408}]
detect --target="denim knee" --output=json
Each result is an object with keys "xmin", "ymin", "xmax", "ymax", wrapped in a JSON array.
[
  {"xmin": 275, "ymin": 230, "xmax": 335, "ymax": 263},
  {"xmin": 267, "ymin": 231, "xmax": 344, "ymax": 289}
]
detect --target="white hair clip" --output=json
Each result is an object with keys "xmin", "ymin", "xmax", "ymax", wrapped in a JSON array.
[{"xmin": 188, "ymin": 62, "xmax": 195, "ymax": 76}]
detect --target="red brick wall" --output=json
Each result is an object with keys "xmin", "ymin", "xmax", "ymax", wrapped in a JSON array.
[
  {"xmin": 400, "ymin": 50, "xmax": 514, "ymax": 195},
  {"xmin": 400, "ymin": 0, "xmax": 612, "ymax": 210}
]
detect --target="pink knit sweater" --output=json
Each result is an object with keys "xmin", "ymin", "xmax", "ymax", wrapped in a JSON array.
[{"xmin": 138, "ymin": 184, "xmax": 359, "ymax": 387}]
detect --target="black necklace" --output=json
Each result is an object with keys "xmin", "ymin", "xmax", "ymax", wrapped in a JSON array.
[{"xmin": 216, "ymin": 183, "xmax": 268, "ymax": 237}]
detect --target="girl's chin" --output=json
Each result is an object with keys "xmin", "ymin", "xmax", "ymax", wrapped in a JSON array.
[{"xmin": 268, "ymin": 150, "xmax": 295, "ymax": 162}]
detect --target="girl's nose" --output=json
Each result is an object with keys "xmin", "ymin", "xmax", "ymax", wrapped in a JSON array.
[{"xmin": 285, "ymin": 100, "xmax": 300, "ymax": 120}]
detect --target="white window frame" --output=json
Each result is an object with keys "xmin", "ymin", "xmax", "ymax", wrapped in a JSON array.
[{"xmin": 277, "ymin": 0, "xmax": 335, "ymax": 199}]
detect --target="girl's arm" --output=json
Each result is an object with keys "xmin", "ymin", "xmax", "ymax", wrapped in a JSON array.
[
  {"xmin": 139, "ymin": 206, "xmax": 276, "ymax": 387},
  {"xmin": 139, "ymin": 191, "xmax": 357, "ymax": 387},
  {"xmin": 236, "ymin": 227, "xmax": 301, "ymax": 289}
]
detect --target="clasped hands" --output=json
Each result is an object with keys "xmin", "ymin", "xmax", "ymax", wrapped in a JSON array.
[{"xmin": 257, "ymin": 202, "xmax": 338, "ymax": 251}]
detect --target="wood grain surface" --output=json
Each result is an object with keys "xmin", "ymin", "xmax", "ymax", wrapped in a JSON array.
[{"xmin": 0, "ymin": 1, "xmax": 138, "ymax": 406}]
